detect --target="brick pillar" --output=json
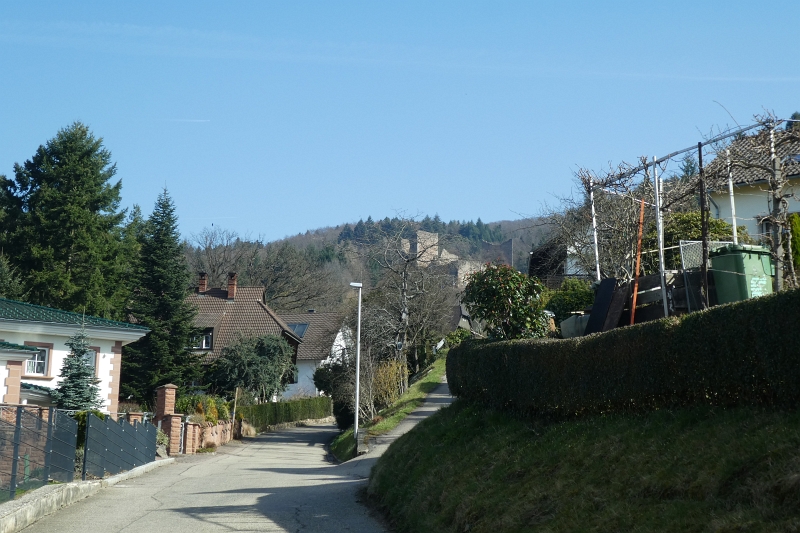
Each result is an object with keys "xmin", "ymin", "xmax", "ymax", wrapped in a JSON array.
[
  {"xmin": 127, "ymin": 412, "xmax": 144, "ymax": 425},
  {"xmin": 3, "ymin": 361, "xmax": 23, "ymax": 404},
  {"xmin": 107, "ymin": 341, "xmax": 123, "ymax": 419},
  {"xmin": 155, "ymin": 384, "xmax": 178, "ymax": 423},
  {"xmin": 162, "ymin": 414, "xmax": 183, "ymax": 455}
]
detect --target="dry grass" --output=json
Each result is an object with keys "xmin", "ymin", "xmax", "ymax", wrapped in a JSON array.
[
  {"xmin": 369, "ymin": 401, "xmax": 800, "ymax": 533},
  {"xmin": 330, "ymin": 357, "xmax": 447, "ymax": 462}
]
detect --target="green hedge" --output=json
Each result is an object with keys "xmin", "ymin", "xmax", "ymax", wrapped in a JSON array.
[
  {"xmin": 237, "ymin": 396, "xmax": 332, "ymax": 431},
  {"xmin": 447, "ymin": 288, "xmax": 800, "ymax": 419}
]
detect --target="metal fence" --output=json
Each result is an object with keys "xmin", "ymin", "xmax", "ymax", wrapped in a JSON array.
[
  {"xmin": 82, "ymin": 414, "xmax": 156, "ymax": 480},
  {"xmin": 679, "ymin": 240, "xmax": 733, "ymax": 312},
  {"xmin": 0, "ymin": 407, "xmax": 78, "ymax": 502}
]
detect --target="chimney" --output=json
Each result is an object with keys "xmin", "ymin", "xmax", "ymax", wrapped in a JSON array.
[
  {"xmin": 227, "ymin": 272, "xmax": 237, "ymax": 300},
  {"xmin": 198, "ymin": 272, "xmax": 208, "ymax": 293}
]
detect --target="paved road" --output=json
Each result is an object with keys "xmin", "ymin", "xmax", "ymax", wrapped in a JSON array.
[{"xmin": 23, "ymin": 381, "xmax": 453, "ymax": 533}]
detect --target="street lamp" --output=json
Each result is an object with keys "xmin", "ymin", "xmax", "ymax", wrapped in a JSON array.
[{"xmin": 349, "ymin": 282, "xmax": 363, "ymax": 447}]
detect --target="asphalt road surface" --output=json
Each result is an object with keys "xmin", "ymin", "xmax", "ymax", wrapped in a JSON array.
[
  {"xmin": 22, "ymin": 381, "xmax": 453, "ymax": 533},
  {"xmin": 23, "ymin": 425, "xmax": 387, "ymax": 533}
]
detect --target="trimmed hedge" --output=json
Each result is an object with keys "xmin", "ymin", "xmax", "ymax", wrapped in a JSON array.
[
  {"xmin": 237, "ymin": 396, "xmax": 332, "ymax": 431},
  {"xmin": 447, "ymin": 288, "xmax": 800, "ymax": 418}
]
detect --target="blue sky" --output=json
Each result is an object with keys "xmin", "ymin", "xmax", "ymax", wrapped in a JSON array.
[{"xmin": 1, "ymin": 2, "xmax": 797, "ymax": 242}]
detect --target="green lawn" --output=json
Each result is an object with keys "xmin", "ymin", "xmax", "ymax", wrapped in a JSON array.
[
  {"xmin": 368, "ymin": 400, "xmax": 800, "ymax": 533},
  {"xmin": 330, "ymin": 357, "xmax": 447, "ymax": 462}
]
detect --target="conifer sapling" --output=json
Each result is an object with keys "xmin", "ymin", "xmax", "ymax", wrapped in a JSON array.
[{"xmin": 53, "ymin": 327, "xmax": 102, "ymax": 410}]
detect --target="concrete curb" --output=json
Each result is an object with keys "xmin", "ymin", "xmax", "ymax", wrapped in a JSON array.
[{"xmin": 0, "ymin": 458, "xmax": 175, "ymax": 533}]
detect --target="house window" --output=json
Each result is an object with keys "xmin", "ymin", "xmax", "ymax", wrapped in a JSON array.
[
  {"xmin": 84, "ymin": 349, "xmax": 98, "ymax": 372},
  {"xmin": 26, "ymin": 348, "xmax": 48, "ymax": 376},
  {"xmin": 192, "ymin": 329, "xmax": 213, "ymax": 350}
]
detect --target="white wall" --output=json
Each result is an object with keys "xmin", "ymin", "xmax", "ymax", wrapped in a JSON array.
[
  {"xmin": 0, "ymin": 330, "xmax": 116, "ymax": 411},
  {"xmin": 711, "ymin": 178, "xmax": 800, "ymax": 242},
  {"xmin": 282, "ymin": 360, "xmax": 320, "ymax": 399}
]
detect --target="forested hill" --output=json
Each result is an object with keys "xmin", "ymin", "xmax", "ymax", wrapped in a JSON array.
[
  {"xmin": 336, "ymin": 216, "xmax": 503, "ymax": 246},
  {"xmin": 275, "ymin": 215, "xmax": 550, "ymax": 272}
]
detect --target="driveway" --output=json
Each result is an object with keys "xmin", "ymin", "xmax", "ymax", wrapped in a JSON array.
[{"xmin": 22, "ymin": 380, "xmax": 452, "ymax": 532}]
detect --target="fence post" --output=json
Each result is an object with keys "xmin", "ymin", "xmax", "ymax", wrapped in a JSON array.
[
  {"xmin": 42, "ymin": 407, "xmax": 55, "ymax": 484},
  {"xmin": 81, "ymin": 413, "xmax": 91, "ymax": 481},
  {"xmin": 9, "ymin": 407, "xmax": 22, "ymax": 499}
]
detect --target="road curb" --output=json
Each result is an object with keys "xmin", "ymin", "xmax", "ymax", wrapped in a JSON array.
[{"xmin": 0, "ymin": 458, "xmax": 175, "ymax": 533}]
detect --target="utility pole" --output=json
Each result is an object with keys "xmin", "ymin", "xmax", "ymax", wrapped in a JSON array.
[
  {"xmin": 726, "ymin": 149, "xmax": 738, "ymax": 245},
  {"xmin": 653, "ymin": 157, "xmax": 668, "ymax": 317},
  {"xmin": 698, "ymin": 142, "xmax": 709, "ymax": 309},
  {"xmin": 770, "ymin": 125, "xmax": 784, "ymax": 291},
  {"xmin": 589, "ymin": 178, "xmax": 601, "ymax": 281}
]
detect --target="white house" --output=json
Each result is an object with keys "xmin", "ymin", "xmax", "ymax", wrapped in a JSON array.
[
  {"xmin": 279, "ymin": 311, "xmax": 345, "ymax": 399},
  {"xmin": 707, "ymin": 131, "xmax": 800, "ymax": 242},
  {"xmin": 0, "ymin": 297, "xmax": 149, "ymax": 413}
]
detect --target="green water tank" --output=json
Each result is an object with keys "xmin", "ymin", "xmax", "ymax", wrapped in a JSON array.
[{"xmin": 709, "ymin": 244, "xmax": 774, "ymax": 304}]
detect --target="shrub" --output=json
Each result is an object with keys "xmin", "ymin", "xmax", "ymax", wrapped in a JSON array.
[
  {"xmin": 447, "ymin": 288, "xmax": 800, "ymax": 419},
  {"xmin": 237, "ymin": 396, "xmax": 332, "ymax": 432},
  {"xmin": 445, "ymin": 328, "xmax": 471, "ymax": 348},
  {"xmin": 545, "ymin": 278, "xmax": 595, "ymax": 327},
  {"xmin": 462, "ymin": 263, "xmax": 549, "ymax": 340},
  {"xmin": 373, "ymin": 360, "xmax": 407, "ymax": 410},
  {"xmin": 175, "ymin": 394, "xmax": 229, "ymax": 423},
  {"xmin": 116, "ymin": 401, "xmax": 143, "ymax": 414},
  {"xmin": 156, "ymin": 429, "xmax": 169, "ymax": 446}
]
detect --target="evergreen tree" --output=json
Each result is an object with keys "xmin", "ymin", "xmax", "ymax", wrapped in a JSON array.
[
  {"xmin": 52, "ymin": 326, "xmax": 102, "ymax": 410},
  {"xmin": 0, "ymin": 122, "xmax": 128, "ymax": 318},
  {"xmin": 121, "ymin": 190, "xmax": 201, "ymax": 404},
  {"xmin": 0, "ymin": 254, "xmax": 25, "ymax": 300}
]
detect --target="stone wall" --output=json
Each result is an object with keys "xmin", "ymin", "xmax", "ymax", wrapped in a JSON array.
[{"xmin": 154, "ymin": 384, "xmax": 236, "ymax": 455}]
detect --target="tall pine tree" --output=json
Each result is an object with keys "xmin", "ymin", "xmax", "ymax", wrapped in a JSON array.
[
  {"xmin": 121, "ymin": 190, "xmax": 200, "ymax": 404},
  {"xmin": 52, "ymin": 326, "xmax": 102, "ymax": 410},
  {"xmin": 0, "ymin": 122, "xmax": 129, "ymax": 318}
]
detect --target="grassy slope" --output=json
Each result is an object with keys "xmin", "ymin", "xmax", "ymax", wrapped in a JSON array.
[
  {"xmin": 368, "ymin": 400, "xmax": 800, "ymax": 533},
  {"xmin": 331, "ymin": 357, "xmax": 447, "ymax": 462}
]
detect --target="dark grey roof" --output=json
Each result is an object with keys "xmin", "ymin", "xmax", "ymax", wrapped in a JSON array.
[
  {"xmin": 705, "ymin": 129, "xmax": 800, "ymax": 189},
  {"xmin": 278, "ymin": 312, "xmax": 344, "ymax": 361}
]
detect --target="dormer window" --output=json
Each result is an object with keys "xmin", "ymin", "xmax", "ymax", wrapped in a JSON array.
[
  {"xmin": 192, "ymin": 329, "xmax": 213, "ymax": 350},
  {"xmin": 287, "ymin": 323, "xmax": 309, "ymax": 339}
]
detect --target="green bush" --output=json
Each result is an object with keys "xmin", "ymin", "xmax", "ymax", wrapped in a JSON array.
[
  {"xmin": 447, "ymin": 288, "xmax": 800, "ymax": 419},
  {"xmin": 237, "ymin": 396, "xmax": 332, "ymax": 432},
  {"xmin": 175, "ymin": 394, "xmax": 230, "ymax": 423},
  {"xmin": 545, "ymin": 278, "xmax": 594, "ymax": 326}
]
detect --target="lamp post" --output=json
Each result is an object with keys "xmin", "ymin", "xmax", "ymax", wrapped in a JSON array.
[{"xmin": 349, "ymin": 282, "xmax": 363, "ymax": 446}]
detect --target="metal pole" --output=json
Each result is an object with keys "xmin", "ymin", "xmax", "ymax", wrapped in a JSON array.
[
  {"xmin": 42, "ymin": 407, "xmax": 55, "ymax": 484},
  {"xmin": 727, "ymin": 149, "xmax": 738, "ymax": 245},
  {"xmin": 699, "ymin": 142, "xmax": 709, "ymax": 309},
  {"xmin": 770, "ymin": 125, "xmax": 784, "ymax": 291},
  {"xmin": 589, "ymin": 178, "xmax": 601, "ymax": 281},
  {"xmin": 9, "ymin": 407, "xmax": 22, "ymax": 500},
  {"xmin": 654, "ymin": 157, "xmax": 668, "ymax": 317},
  {"xmin": 350, "ymin": 283, "xmax": 363, "ymax": 447}
]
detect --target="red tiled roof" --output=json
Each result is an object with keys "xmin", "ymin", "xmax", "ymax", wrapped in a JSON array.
[
  {"xmin": 186, "ymin": 286, "xmax": 301, "ymax": 363},
  {"xmin": 279, "ymin": 312, "xmax": 344, "ymax": 361}
]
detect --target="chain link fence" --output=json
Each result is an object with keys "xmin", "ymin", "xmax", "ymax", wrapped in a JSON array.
[{"xmin": 679, "ymin": 240, "xmax": 733, "ymax": 311}]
